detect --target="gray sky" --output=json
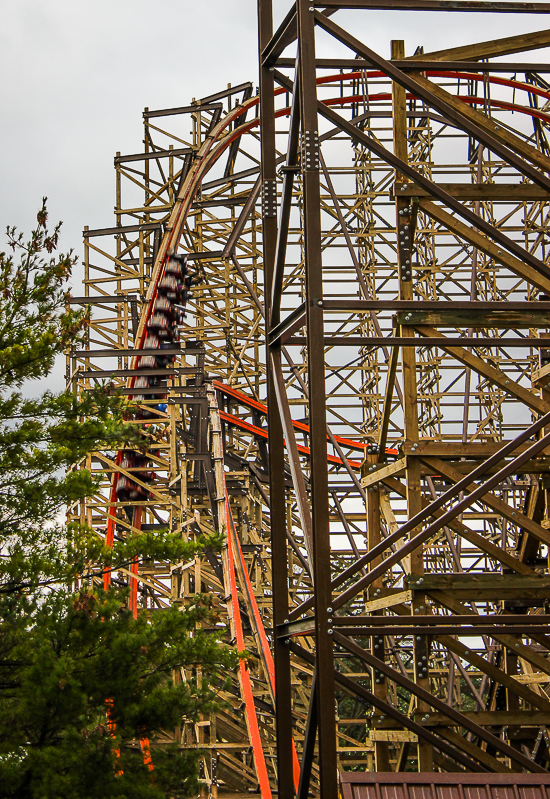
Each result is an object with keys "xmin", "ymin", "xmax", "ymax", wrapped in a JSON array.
[{"xmin": 0, "ymin": 0, "xmax": 546, "ymax": 274}]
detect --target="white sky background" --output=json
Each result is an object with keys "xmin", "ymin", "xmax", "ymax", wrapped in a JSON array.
[{"xmin": 0, "ymin": 0, "xmax": 548, "ymax": 392}]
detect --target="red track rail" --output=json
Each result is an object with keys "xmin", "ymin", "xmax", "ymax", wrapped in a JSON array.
[
  {"xmin": 224, "ymin": 485, "xmax": 273, "ymax": 798},
  {"xmin": 225, "ymin": 489, "xmax": 301, "ymax": 794},
  {"xmin": 219, "ymin": 409, "xmax": 363, "ymax": 468},
  {"xmin": 214, "ymin": 379, "xmax": 398, "ymax": 462},
  {"xmin": 96, "ymin": 64, "xmax": 548, "ymax": 784}
]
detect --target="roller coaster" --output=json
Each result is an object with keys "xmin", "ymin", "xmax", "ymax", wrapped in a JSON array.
[{"xmin": 67, "ymin": 1, "xmax": 550, "ymax": 795}]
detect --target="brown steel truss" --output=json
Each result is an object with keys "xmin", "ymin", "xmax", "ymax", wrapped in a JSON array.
[{"xmin": 259, "ymin": 0, "xmax": 550, "ymax": 796}]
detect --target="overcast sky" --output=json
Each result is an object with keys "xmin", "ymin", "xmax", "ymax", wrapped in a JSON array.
[{"xmin": 1, "ymin": 0, "xmax": 547, "ymax": 276}]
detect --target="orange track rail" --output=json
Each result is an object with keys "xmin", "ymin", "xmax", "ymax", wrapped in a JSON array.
[
  {"xmin": 214, "ymin": 379, "xmax": 398, "ymax": 459},
  {"xmin": 224, "ymin": 485, "xmax": 273, "ymax": 798},
  {"xmin": 225, "ymin": 488, "xmax": 301, "ymax": 792},
  {"xmin": 219, "ymin": 409, "xmax": 363, "ymax": 469},
  {"xmin": 97, "ymin": 65, "xmax": 546, "ymax": 784}
]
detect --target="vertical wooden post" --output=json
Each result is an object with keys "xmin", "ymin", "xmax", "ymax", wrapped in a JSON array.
[
  {"xmin": 392, "ymin": 38, "xmax": 433, "ymax": 772},
  {"xmin": 365, "ymin": 456, "xmax": 390, "ymax": 771}
]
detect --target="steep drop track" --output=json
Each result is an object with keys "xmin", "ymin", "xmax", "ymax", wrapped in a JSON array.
[{"xmin": 68, "ymin": 42, "xmax": 550, "ymax": 792}]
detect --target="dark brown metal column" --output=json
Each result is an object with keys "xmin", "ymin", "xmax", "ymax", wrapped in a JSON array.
[
  {"xmin": 297, "ymin": 1, "xmax": 338, "ymax": 796},
  {"xmin": 258, "ymin": 2, "xmax": 295, "ymax": 797}
]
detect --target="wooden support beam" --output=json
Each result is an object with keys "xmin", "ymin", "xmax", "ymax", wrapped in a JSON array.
[
  {"xmin": 419, "ymin": 200, "xmax": 550, "ymax": 297},
  {"xmin": 383, "ymin": 474, "xmax": 537, "ymax": 575},
  {"xmin": 415, "ymin": 324, "xmax": 550, "ymax": 415},
  {"xmin": 410, "ymin": 73, "xmax": 550, "ymax": 174},
  {"xmin": 436, "ymin": 632, "xmax": 550, "ymax": 712},
  {"xmin": 395, "ymin": 182, "xmax": 550, "ymax": 200},
  {"xmin": 360, "ymin": 457, "xmax": 407, "ymax": 489},
  {"xmin": 424, "ymin": 456, "xmax": 550, "ymax": 549},
  {"xmin": 433, "ymin": 591, "xmax": 550, "ymax": 681},
  {"xmin": 412, "ymin": 27, "xmax": 550, "ymax": 62}
]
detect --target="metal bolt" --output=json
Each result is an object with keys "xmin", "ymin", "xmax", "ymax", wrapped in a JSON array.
[
  {"xmin": 317, "ymin": 299, "xmax": 323, "ymax": 307},
  {"xmin": 328, "ymin": 629, "xmax": 333, "ymax": 635},
  {"xmin": 327, "ymin": 607, "xmax": 333, "ymax": 613},
  {"xmin": 400, "ymin": 186, "xmax": 406, "ymax": 192}
]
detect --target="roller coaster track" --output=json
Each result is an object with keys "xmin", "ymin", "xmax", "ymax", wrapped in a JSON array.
[{"xmin": 68, "ymin": 13, "xmax": 550, "ymax": 792}]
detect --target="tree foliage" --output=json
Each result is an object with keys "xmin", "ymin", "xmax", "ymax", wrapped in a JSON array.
[{"xmin": 0, "ymin": 202, "xmax": 236, "ymax": 798}]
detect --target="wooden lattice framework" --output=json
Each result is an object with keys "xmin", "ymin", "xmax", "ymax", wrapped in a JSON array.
[{"xmin": 67, "ymin": 3, "xmax": 550, "ymax": 796}]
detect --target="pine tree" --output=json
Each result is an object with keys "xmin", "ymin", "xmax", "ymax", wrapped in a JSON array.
[{"xmin": 0, "ymin": 202, "xmax": 236, "ymax": 798}]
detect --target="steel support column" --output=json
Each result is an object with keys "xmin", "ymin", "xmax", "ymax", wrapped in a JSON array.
[
  {"xmin": 259, "ymin": 3, "xmax": 295, "ymax": 797},
  {"xmin": 297, "ymin": 2, "xmax": 338, "ymax": 796}
]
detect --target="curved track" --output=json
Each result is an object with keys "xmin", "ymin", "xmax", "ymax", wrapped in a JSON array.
[{"xmin": 68, "ymin": 51, "xmax": 550, "ymax": 791}]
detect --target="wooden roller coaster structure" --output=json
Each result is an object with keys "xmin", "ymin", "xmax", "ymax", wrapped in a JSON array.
[{"xmin": 67, "ymin": 1, "xmax": 550, "ymax": 795}]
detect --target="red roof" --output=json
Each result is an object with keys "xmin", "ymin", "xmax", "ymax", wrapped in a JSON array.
[{"xmin": 341, "ymin": 773, "xmax": 550, "ymax": 799}]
